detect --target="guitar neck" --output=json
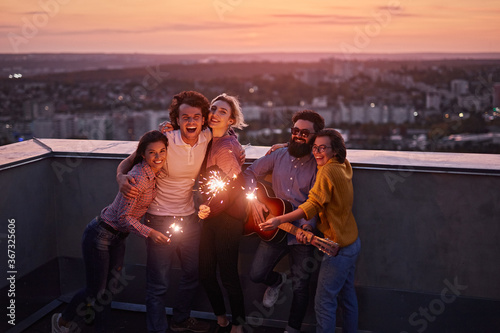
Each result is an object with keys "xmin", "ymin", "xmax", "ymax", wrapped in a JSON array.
[
  {"xmin": 278, "ymin": 222, "xmax": 314, "ymax": 243},
  {"xmin": 278, "ymin": 222, "xmax": 301, "ymax": 235}
]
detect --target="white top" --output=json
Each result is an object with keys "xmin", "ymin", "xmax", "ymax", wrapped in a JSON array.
[{"xmin": 147, "ymin": 128, "xmax": 212, "ymax": 216}]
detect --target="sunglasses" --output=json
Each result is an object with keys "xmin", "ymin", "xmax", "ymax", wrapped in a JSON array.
[
  {"xmin": 290, "ymin": 127, "xmax": 315, "ymax": 138},
  {"xmin": 312, "ymin": 145, "xmax": 332, "ymax": 153}
]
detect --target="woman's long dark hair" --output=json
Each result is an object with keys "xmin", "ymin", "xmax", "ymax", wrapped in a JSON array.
[{"xmin": 132, "ymin": 130, "xmax": 168, "ymax": 166}]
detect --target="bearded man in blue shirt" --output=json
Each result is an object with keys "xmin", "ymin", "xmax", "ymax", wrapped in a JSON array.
[{"xmin": 243, "ymin": 110, "xmax": 325, "ymax": 333}]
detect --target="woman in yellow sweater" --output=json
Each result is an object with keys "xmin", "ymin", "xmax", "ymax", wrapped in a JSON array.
[{"xmin": 262, "ymin": 128, "xmax": 360, "ymax": 333}]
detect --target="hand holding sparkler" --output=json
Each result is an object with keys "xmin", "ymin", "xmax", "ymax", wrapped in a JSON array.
[
  {"xmin": 197, "ymin": 169, "xmax": 231, "ymax": 222},
  {"xmin": 197, "ymin": 164, "xmax": 242, "ymax": 222},
  {"xmin": 165, "ymin": 222, "xmax": 183, "ymax": 240},
  {"xmin": 149, "ymin": 229, "xmax": 171, "ymax": 244},
  {"xmin": 198, "ymin": 204, "xmax": 211, "ymax": 220}
]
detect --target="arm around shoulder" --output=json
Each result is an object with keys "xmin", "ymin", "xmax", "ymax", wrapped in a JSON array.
[{"xmin": 117, "ymin": 152, "xmax": 140, "ymax": 199}]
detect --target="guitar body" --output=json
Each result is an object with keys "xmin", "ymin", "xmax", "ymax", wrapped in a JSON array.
[
  {"xmin": 243, "ymin": 182, "xmax": 292, "ymax": 242},
  {"xmin": 244, "ymin": 182, "xmax": 340, "ymax": 256}
]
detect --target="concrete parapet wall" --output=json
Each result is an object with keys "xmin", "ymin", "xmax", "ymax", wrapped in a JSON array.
[{"xmin": 1, "ymin": 139, "xmax": 499, "ymax": 332}]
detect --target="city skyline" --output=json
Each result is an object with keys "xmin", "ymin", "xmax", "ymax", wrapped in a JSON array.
[{"xmin": 1, "ymin": 0, "xmax": 500, "ymax": 55}]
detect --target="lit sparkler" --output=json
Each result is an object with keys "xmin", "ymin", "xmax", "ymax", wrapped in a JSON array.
[
  {"xmin": 165, "ymin": 218, "xmax": 184, "ymax": 240},
  {"xmin": 245, "ymin": 178, "xmax": 259, "ymax": 201},
  {"xmin": 246, "ymin": 190, "xmax": 257, "ymax": 201},
  {"xmin": 197, "ymin": 169, "xmax": 237, "ymax": 221},
  {"xmin": 200, "ymin": 169, "xmax": 233, "ymax": 206}
]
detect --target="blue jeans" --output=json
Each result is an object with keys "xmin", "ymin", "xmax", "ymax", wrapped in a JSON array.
[
  {"xmin": 62, "ymin": 217, "xmax": 127, "ymax": 333},
  {"xmin": 315, "ymin": 237, "xmax": 361, "ymax": 333},
  {"xmin": 250, "ymin": 238, "xmax": 319, "ymax": 331},
  {"xmin": 145, "ymin": 213, "xmax": 201, "ymax": 333}
]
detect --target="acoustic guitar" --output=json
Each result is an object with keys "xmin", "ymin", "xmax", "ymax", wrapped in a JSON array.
[
  {"xmin": 244, "ymin": 182, "xmax": 340, "ymax": 256},
  {"xmin": 243, "ymin": 182, "xmax": 289, "ymax": 242}
]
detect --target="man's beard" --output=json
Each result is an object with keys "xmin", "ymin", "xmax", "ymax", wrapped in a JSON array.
[{"xmin": 288, "ymin": 137, "xmax": 313, "ymax": 158}]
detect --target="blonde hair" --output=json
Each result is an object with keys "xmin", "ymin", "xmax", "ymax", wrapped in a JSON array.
[{"xmin": 211, "ymin": 93, "xmax": 248, "ymax": 130}]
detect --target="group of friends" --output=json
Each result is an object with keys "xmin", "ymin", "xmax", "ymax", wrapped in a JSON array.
[{"xmin": 51, "ymin": 90, "xmax": 361, "ymax": 333}]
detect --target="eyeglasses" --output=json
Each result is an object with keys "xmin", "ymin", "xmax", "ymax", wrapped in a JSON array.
[
  {"xmin": 291, "ymin": 127, "xmax": 315, "ymax": 138},
  {"xmin": 312, "ymin": 145, "xmax": 332, "ymax": 153}
]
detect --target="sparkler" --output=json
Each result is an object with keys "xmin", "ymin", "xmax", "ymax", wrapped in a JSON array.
[
  {"xmin": 244, "ymin": 178, "xmax": 258, "ymax": 200},
  {"xmin": 199, "ymin": 169, "xmax": 234, "ymax": 206},
  {"xmin": 246, "ymin": 186, "xmax": 257, "ymax": 201},
  {"xmin": 165, "ymin": 218, "xmax": 184, "ymax": 240},
  {"xmin": 197, "ymin": 168, "xmax": 237, "ymax": 221}
]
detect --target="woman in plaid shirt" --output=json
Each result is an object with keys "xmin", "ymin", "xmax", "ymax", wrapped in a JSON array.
[{"xmin": 52, "ymin": 130, "xmax": 172, "ymax": 333}]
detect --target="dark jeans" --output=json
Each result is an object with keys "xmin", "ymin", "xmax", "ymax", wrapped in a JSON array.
[
  {"xmin": 250, "ymin": 238, "xmax": 319, "ymax": 331},
  {"xmin": 199, "ymin": 212, "xmax": 245, "ymax": 325},
  {"xmin": 145, "ymin": 213, "xmax": 201, "ymax": 333},
  {"xmin": 62, "ymin": 217, "xmax": 126, "ymax": 333}
]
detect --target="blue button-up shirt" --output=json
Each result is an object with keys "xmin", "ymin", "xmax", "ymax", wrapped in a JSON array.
[{"xmin": 243, "ymin": 147, "xmax": 319, "ymax": 244}]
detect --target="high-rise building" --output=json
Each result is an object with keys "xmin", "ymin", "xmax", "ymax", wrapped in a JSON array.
[
  {"xmin": 426, "ymin": 92, "xmax": 441, "ymax": 110},
  {"xmin": 493, "ymin": 83, "xmax": 500, "ymax": 108},
  {"xmin": 451, "ymin": 79, "xmax": 469, "ymax": 96}
]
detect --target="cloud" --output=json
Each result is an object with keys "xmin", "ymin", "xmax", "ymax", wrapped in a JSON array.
[
  {"xmin": 271, "ymin": 13, "xmax": 382, "ymax": 25},
  {"xmin": 272, "ymin": 13, "xmax": 366, "ymax": 21},
  {"xmin": 0, "ymin": 25, "xmax": 19, "ymax": 30},
  {"xmin": 45, "ymin": 21, "xmax": 269, "ymax": 36},
  {"xmin": 21, "ymin": 11, "xmax": 48, "ymax": 15}
]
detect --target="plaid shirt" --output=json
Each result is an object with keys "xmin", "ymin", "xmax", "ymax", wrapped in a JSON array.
[{"xmin": 100, "ymin": 160, "xmax": 157, "ymax": 238}]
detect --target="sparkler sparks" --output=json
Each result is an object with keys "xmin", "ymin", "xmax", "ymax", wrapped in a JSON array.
[
  {"xmin": 200, "ymin": 169, "xmax": 231, "ymax": 205},
  {"xmin": 165, "ymin": 221, "xmax": 183, "ymax": 239},
  {"xmin": 246, "ymin": 191, "xmax": 257, "ymax": 201}
]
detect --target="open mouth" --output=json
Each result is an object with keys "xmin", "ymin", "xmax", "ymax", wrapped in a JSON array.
[
  {"xmin": 186, "ymin": 127, "xmax": 197, "ymax": 133},
  {"xmin": 314, "ymin": 154, "xmax": 325, "ymax": 160}
]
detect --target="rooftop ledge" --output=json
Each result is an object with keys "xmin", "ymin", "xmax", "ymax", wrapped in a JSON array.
[{"xmin": 1, "ymin": 138, "xmax": 500, "ymax": 176}]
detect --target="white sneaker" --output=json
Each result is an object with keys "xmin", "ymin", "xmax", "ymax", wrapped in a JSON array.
[
  {"xmin": 262, "ymin": 272, "xmax": 287, "ymax": 307},
  {"xmin": 51, "ymin": 313, "xmax": 69, "ymax": 333}
]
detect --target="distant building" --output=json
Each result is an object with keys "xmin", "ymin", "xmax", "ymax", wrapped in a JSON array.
[
  {"xmin": 391, "ymin": 106, "xmax": 416, "ymax": 124},
  {"xmin": 112, "ymin": 111, "xmax": 133, "ymax": 141},
  {"xmin": 241, "ymin": 105, "xmax": 264, "ymax": 122},
  {"xmin": 337, "ymin": 101, "xmax": 414, "ymax": 125},
  {"xmin": 331, "ymin": 61, "xmax": 356, "ymax": 80},
  {"xmin": 311, "ymin": 96, "xmax": 328, "ymax": 108},
  {"xmin": 294, "ymin": 69, "xmax": 327, "ymax": 86},
  {"xmin": 458, "ymin": 95, "xmax": 481, "ymax": 111},
  {"xmin": 22, "ymin": 101, "xmax": 54, "ymax": 121},
  {"xmin": 426, "ymin": 92, "xmax": 441, "ymax": 110},
  {"xmin": 109, "ymin": 110, "xmax": 166, "ymax": 141},
  {"xmin": 493, "ymin": 83, "xmax": 500, "ymax": 108},
  {"xmin": 73, "ymin": 115, "xmax": 110, "ymax": 140},
  {"xmin": 32, "ymin": 114, "xmax": 74, "ymax": 138},
  {"xmin": 451, "ymin": 79, "xmax": 469, "ymax": 96}
]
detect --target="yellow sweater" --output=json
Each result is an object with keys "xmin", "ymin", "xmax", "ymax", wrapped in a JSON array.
[{"xmin": 299, "ymin": 158, "xmax": 358, "ymax": 247}]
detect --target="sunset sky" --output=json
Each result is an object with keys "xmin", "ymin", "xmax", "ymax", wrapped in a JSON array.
[{"xmin": 1, "ymin": 0, "xmax": 499, "ymax": 55}]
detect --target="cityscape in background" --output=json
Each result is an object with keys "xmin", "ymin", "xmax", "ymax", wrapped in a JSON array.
[{"xmin": 1, "ymin": 53, "xmax": 500, "ymax": 153}]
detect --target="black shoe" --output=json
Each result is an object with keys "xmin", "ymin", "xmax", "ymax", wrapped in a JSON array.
[
  {"xmin": 170, "ymin": 317, "xmax": 210, "ymax": 332},
  {"xmin": 215, "ymin": 323, "xmax": 232, "ymax": 333}
]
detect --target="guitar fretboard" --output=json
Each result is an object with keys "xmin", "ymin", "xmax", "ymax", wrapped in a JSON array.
[{"xmin": 278, "ymin": 222, "xmax": 300, "ymax": 235}]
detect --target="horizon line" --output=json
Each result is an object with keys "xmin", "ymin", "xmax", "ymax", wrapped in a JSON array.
[{"xmin": 2, "ymin": 51, "xmax": 500, "ymax": 56}]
